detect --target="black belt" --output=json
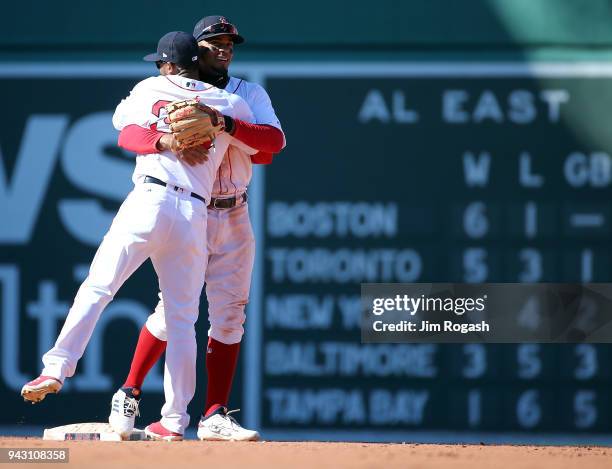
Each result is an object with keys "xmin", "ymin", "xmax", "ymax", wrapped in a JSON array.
[
  {"xmin": 142, "ymin": 176, "xmax": 207, "ymax": 204},
  {"xmin": 208, "ymin": 192, "xmax": 248, "ymax": 210}
]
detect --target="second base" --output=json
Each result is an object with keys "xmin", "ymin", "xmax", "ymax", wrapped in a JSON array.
[{"xmin": 43, "ymin": 422, "xmax": 147, "ymax": 441}]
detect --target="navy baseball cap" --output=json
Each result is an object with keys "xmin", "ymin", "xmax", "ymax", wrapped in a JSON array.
[
  {"xmin": 143, "ymin": 31, "xmax": 199, "ymax": 67},
  {"xmin": 193, "ymin": 16, "xmax": 244, "ymax": 44}
]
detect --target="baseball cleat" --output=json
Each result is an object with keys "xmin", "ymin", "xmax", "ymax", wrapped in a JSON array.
[
  {"xmin": 21, "ymin": 376, "xmax": 62, "ymax": 404},
  {"xmin": 144, "ymin": 421, "xmax": 183, "ymax": 442},
  {"xmin": 109, "ymin": 387, "xmax": 141, "ymax": 438},
  {"xmin": 197, "ymin": 407, "xmax": 260, "ymax": 441}
]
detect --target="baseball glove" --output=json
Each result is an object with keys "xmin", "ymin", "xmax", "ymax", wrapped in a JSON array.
[{"xmin": 164, "ymin": 99, "xmax": 225, "ymax": 150}]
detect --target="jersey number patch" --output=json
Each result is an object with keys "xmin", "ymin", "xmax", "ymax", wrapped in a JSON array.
[{"xmin": 151, "ymin": 100, "xmax": 171, "ymax": 131}]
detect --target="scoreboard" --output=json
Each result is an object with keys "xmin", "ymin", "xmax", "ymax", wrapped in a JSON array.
[
  {"xmin": 260, "ymin": 343, "xmax": 611, "ymax": 433},
  {"xmin": 244, "ymin": 63, "xmax": 612, "ymax": 439}
]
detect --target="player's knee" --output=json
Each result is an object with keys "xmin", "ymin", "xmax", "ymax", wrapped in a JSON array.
[
  {"xmin": 75, "ymin": 284, "xmax": 115, "ymax": 307},
  {"xmin": 207, "ymin": 300, "xmax": 246, "ymax": 343},
  {"xmin": 209, "ymin": 298, "xmax": 247, "ymax": 320},
  {"xmin": 166, "ymin": 323, "xmax": 196, "ymax": 342},
  {"xmin": 164, "ymin": 307, "xmax": 199, "ymax": 335},
  {"xmin": 208, "ymin": 310, "xmax": 245, "ymax": 344}
]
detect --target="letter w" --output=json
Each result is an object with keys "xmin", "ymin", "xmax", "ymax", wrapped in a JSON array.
[{"xmin": 463, "ymin": 151, "xmax": 491, "ymax": 187}]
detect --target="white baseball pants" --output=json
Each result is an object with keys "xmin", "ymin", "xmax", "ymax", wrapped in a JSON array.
[
  {"xmin": 41, "ymin": 182, "xmax": 208, "ymax": 433},
  {"xmin": 146, "ymin": 201, "xmax": 255, "ymax": 345}
]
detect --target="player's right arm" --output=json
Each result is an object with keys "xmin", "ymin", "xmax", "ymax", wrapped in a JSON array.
[
  {"xmin": 118, "ymin": 124, "xmax": 209, "ymax": 167},
  {"xmin": 118, "ymin": 125, "xmax": 166, "ymax": 153}
]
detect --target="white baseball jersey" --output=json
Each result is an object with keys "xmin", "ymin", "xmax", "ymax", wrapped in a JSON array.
[
  {"xmin": 146, "ymin": 76, "xmax": 285, "ymax": 345},
  {"xmin": 211, "ymin": 76, "xmax": 286, "ymax": 196},
  {"xmin": 113, "ymin": 74, "xmax": 256, "ymax": 202}
]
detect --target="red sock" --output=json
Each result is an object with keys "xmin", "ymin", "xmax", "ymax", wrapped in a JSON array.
[
  {"xmin": 123, "ymin": 325, "xmax": 167, "ymax": 390},
  {"xmin": 204, "ymin": 337, "xmax": 240, "ymax": 416}
]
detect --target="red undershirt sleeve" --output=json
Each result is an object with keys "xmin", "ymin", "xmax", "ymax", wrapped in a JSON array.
[
  {"xmin": 118, "ymin": 124, "xmax": 164, "ymax": 154},
  {"xmin": 118, "ymin": 122, "xmax": 282, "ymax": 166},
  {"xmin": 232, "ymin": 120, "xmax": 285, "ymax": 154},
  {"xmin": 250, "ymin": 152, "xmax": 274, "ymax": 165}
]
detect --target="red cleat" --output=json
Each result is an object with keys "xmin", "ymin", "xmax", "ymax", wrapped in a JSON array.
[
  {"xmin": 144, "ymin": 421, "xmax": 183, "ymax": 441},
  {"xmin": 21, "ymin": 376, "xmax": 62, "ymax": 404}
]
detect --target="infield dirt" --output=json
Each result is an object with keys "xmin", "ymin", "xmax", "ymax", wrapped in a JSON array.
[{"xmin": 1, "ymin": 438, "xmax": 610, "ymax": 469}]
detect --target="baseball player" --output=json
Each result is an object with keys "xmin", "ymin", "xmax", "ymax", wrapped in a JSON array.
[
  {"xmin": 21, "ymin": 31, "xmax": 256, "ymax": 439},
  {"xmin": 108, "ymin": 16, "xmax": 285, "ymax": 441}
]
